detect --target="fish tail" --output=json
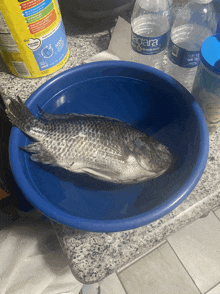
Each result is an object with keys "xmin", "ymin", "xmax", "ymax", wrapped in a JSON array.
[{"xmin": 5, "ymin": 96, "xmax": 39, "ymax": 134}]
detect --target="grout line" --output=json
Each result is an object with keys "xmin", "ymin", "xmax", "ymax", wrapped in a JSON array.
[
  {"xmin": 213, "ymin": 210, "xmax": 220, "ymax": 221},
  {"xmin": 204, "ymin": 281, "xmax": 220, "ymax": 294},
  {"xmin": 116, "ymin": 272, "xmax": 129, "ymax": 294},
  {"xmin": 117, "ymin": 239, "xmax": 166, "ymax": 273},
  {"xmin": 167, "ymin": 239, "xmax": 203, "ymax": 294},
  {"xmin": 212, "ymin": 204, "xmax": 220, "ymax": 212}
]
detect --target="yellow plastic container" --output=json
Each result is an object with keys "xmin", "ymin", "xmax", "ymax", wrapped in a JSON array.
[{"xmin": 0, "ymin": 0, "xmax": 69, "ymax": 78}]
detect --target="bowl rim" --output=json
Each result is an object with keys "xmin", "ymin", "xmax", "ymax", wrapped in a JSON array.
[{"xmin": 9, "ymin": 61, "xmax": 209, "ymax": 232}]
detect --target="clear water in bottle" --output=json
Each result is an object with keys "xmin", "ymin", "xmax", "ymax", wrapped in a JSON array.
[
  {"xmin": 130, "ymin": 0, "xmax": 173, "ymax": 71},
  {"xmin": 165, "ymin": 0, "xmax": 217, "ymax": 92}
]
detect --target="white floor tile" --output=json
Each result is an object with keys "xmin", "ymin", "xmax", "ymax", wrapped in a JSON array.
[
  {"xmin": 206, "ymin": 283, "xmax": 220, "ymax": 294},
  {"xmin": 117, "ymin": 240, "xmax": 166, "ymax": 273},
  {"xmin": 100, "ymin": 273, "xmax": 126, "ymax": 294},
  {"xmin": 168, "ymin": 212, "xmax": 220, "ymax": 294},
  {"xmin": 118, "ymin": 242, "xmax": 200, "ymax": 294}
]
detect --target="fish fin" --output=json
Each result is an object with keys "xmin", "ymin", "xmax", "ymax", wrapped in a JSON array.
[
  {"xmin": 37, "ymin": 107, "xmax": 78, "ymax": 121},
  {"xmin": 37, "ymin": 105, "xmax": 51, "ymax": 121},
  {"xmin": 37, "ymin": 110, "xmax": 130, "ymax": 124},
  {"xmin": 5, "ymin": 96, "xmax": 38, "ymax": 133},
  {"xmin": 81, "ymin": 167, "xmax": 121, "ymax": 182},
  {"xmin": 21, "ymin": 142, "xmax": 59, "ymax": 166},
  {"xmin": 21, "ymin": 142, "xmax": 42, "ymax": 153},
  {"xmin": 37, "ymin": 105, "xmax": 60, "ymax": 121},
  {"xmin": 37, "ymin": 106, "xmax": 73, "ymax": 121}
]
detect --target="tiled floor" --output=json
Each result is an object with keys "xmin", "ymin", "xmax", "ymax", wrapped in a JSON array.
[
  {"xmin": 2, "ymin": 206, "xmax": 220, "ymax": 294},
  {"xmin": 100, "ymin": 208, "xmax": 220, "ymax": 294}
]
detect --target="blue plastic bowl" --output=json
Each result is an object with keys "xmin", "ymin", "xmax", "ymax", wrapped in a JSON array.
[{"xmin": 9, "ymin": 61, "xmax": 209, "ymax": 232}]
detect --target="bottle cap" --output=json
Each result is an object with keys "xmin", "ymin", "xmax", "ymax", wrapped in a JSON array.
[{"xmin": 200, "ymin": 34, "xmax": 220, "ymax": 75}]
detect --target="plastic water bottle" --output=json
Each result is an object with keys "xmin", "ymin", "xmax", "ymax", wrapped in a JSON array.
[
  {"xmin": 192, "ymin": 34, "xmax": 220, "ymax": 137},
  {"xmin": 130, "ymin": 0, "xmax": 173, "ymax": 71},
  {"xmin": 165, "ymin": 0, "xmax": 217, "ymax": 92}
]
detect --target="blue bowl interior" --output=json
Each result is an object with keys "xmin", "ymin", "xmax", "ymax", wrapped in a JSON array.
[{"xmin": 9, "ymin": 61, "xmax": 209, "ymax": 232}]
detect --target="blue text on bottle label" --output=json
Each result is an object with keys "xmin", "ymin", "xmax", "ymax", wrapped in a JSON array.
[
  {"xmin": 131, "ymin": 30, "xmax": 170, "ymax": 55},
  {"xmin": 168, "ymin": 39, "xmax": 200, "ymax": 68}
]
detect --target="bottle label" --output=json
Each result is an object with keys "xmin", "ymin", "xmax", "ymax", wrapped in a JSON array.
[
  {"xmin": 0, "ymin": 0, "xmax": 69, "ymax": 78},
  {"xmin": 168, "ymin": 39, "xmax": 200, "ymax": 68},
  {"xmin": 29, "ymin": 19, "xmax": 68, "ymax": 71},
  {"xmin": 131, "ymin": 30, "xmax": 170, "ymax": 55}
]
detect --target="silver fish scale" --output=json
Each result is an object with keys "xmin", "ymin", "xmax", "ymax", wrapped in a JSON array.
[{"xmin": 40, "ymin": 116, "xmax": 132, "ymax": 169}]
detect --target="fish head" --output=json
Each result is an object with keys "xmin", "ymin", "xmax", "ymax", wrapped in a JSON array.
[{"xmin": 132, "ymin": 136, "xmax": 174, "ymax": 177}]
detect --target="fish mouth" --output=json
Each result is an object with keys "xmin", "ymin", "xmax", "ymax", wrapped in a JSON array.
[
  {"xmin": 153, "ymin": 152, "xmax": 177, "ymax": 179},
  {"xmin": 135, "ymin": 150, "xmax": 174, "ymax": 174},
  {"xmin": 132, "ymin": 136, "xmax": 174, "ymax": 173}
]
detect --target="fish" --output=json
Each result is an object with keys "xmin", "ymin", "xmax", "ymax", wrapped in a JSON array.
[{"xmin": 6, "ymin": 96, "xmax": 174, "ymax": 184}]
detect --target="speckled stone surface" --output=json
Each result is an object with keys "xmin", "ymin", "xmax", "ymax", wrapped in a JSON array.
[{"xmin": 1, "ymin": 0, "xmax": 218, "ymax": 286}]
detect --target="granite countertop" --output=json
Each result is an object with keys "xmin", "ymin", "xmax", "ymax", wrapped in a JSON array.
[{"xmin": 1, "ymin": 0, "xmax": 220, "ymax": 286}]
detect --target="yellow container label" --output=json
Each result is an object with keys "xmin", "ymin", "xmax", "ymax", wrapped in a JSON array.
[{"xmin": 0, "ymin": 0, "xmax": 69, "ymax": 78}]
